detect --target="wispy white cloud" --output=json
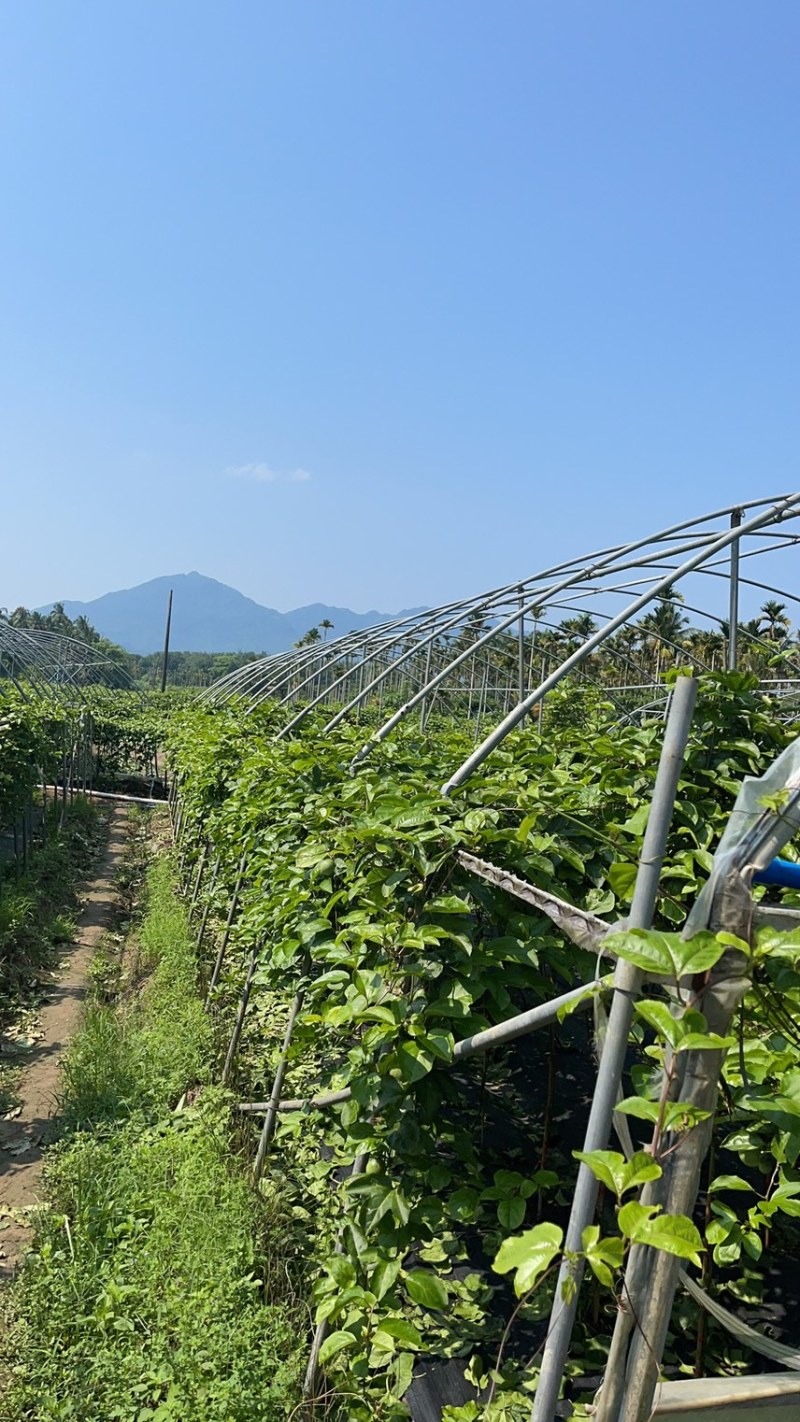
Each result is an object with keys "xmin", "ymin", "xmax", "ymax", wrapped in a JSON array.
[{"xmin": 226, "ymin": 462, "xmax": 312, "ymax": 484}]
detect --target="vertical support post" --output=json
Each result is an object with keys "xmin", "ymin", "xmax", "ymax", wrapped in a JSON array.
[
  {"xmin": 160, "ymin": 588, "xmax": 173, "ymax": 694},
  {"xmin": 189, "ymin": 842, "xmax": 208, "ymax": 916},
  {"xmin": 205, "ymin": 853, "xmax": 247, "ymax": 1003},
  {"xmin": 303, "ymin": 1151, "xmax": 369, "ymax": 1399},
  {"xmin": 467, "ymin": 654, "xmax": 477, "ymax": 721},
  {"xmin": 195, "ymin": 855, "xmax": 220, "ymax": 954},
  {"xmin": 518, "ymin": 587, "xmax": 526, "ymax": 705},
  {"xmin": 221, "ymin": 942, "xmax": 261, "ymax": 1085},
  {"xmin": 419, "ymin": 641, "xmax": 434, "ymax": 730},
  {"xmin": 727, "ymin": 508, "xmax": 742, "ymax": 671},
  {"xmin": 531, "ymin": 676, "xmax": 697, "ymax": 1422},
  {"xmin": 60, "ymin": 739, "xmax": 68, "ymax": 830},
  {"xmin": 527, "ymin": 617, "xmax": 538, "ymax": 691},
  {"xmin": 252, "ymin": 989, "xmax": 305, "ymax": 1183},
  {"xmin": 604, "ymin": 937, "xmax": 750, "ymax": 1422},
  {"xmin": 538, "ymin": 657, "xmax": 546, "ymax": 732}
]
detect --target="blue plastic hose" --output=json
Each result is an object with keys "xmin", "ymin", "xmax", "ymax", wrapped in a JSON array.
[{"xmin": 752, "ymin": 857, "xmax": 800, "ymax": 889}]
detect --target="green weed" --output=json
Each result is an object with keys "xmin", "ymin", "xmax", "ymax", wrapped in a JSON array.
[
  {"xmin": 5, "ymin": 1100, "xmax": 302, "ymax": 1421},
  {"xmin": 3, "ymin": 852, "xmax": 304, "ymax": 1421}
]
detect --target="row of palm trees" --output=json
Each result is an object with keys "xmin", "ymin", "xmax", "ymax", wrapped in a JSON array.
[
  {"xmin": 439, "ymin": 593, "xmax": 799, "ymax": 695},
  {"xmin": 530, "ymin": 594, "xmax": 797, "ymax": 684},
  {"xmin": 294, "ymin": 618, "xmax": 335, "ymax": 647},
  {"xmin": 290, "ymin": 595, "xmax": 799, "ymax": 705},
  {"xmin": 2, "ymin": 602, "xmax": 102, "ymax": 644}
]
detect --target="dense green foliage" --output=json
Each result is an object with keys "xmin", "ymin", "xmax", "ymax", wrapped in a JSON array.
[
  {"xmin": 79, "ymin": 688, "xmax": 185, "ymax": 787},
  {"xmin": 7, "ymin": 672, "xmax": 800, "ymax": 1419},
  {"xmin": 168, "ymin": 673, "xmax": 800, "ymax": 1417},
  {"xmin": 0, "ymin": 699, "xmax": 65, "ymax": 824},
  {"xmin": 3, "ymin": 841, "xmax": 304, "ymax": 1422},
  {"xmin": 130, "ymin": 649, "xmax": 263, "ymax": 688}
]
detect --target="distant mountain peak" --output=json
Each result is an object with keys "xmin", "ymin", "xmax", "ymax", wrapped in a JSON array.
[{"xmin": 36, "ymin": 573, "xmax": 421, "ymax": 655}]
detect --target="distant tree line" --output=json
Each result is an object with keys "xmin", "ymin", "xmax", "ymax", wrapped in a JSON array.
[
  {"xmin": 1, "ymin": 602, "xmax": 131, "ymax": 674},
  {"xmin": 4, "ymin": 595, "xmax": 799, "ymax": 691},
  {"xmin": 0, "ymin": 604, "xmax": 262, "ymax": 688},
  {"xmin": 129, "ymin": 649, "xmax": 263, "ymax": 688}
]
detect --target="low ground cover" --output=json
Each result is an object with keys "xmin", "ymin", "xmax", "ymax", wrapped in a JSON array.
[{"xmin": 2, "ymin": 823, "xmax": 305, "ymax": 1422}]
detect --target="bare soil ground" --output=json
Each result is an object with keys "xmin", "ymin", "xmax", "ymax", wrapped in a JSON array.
[{"xmin": 0, "ymin": 807, "xmax": 127, "ymax": 1280}]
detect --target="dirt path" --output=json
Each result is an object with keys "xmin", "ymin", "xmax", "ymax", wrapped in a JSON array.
[{"xmin": 0, "ymin": 806, "xmax": 128, "ymax": 1280}]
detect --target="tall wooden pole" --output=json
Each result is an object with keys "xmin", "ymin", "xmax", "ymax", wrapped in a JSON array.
[{"xmin": 160, "ymin": 588, "xmax": 173, "ymax": 693}]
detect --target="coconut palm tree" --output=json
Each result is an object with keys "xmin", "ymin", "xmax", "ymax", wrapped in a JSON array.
[
  {"xmin": 760, "ymin": 599, "xmax": 791, "ymax": 643},
  {"xmin": 559, "ymin": 613, "xmax": 598, "ymax": 646},
  {"xmin": 637, "ymin": 593, "xmax": 688, "ymax": 676},
  {"xmin": 294, "ymin": 626, "xmax": 322, "ymax": 647},
  {"xmin": 74, "ymin": 614, "xmax": 98, "ymax": 645},
  {"xmin": 319, "ymin": 618, "xmax": 334, "ymax": 641}
]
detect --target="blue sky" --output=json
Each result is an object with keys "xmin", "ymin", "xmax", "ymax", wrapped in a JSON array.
[{"xmin": 2, "ymin": 2, "xmax": 798, "ymax": 614}]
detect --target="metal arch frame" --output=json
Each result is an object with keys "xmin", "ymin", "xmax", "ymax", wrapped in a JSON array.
[
  {"xmin": 22, "ymin": 629, "xmax": 142, "ymax": 695},
  {"xmin": 0, "ymin": 623, "xmax": 69, "ymax": 704},
  {"xmin": 198, "ymin": 493, "xmax": 800, "ymax": 785},
  {"xmin": 441, "ymin": 493, "xmax": 800, "ymax": 793},
  {"xmin": 0, "ymin": 623, "xmax": 142, "ymax": 703},
  {"xmin": 203, "ymin": 527, "xmax": 706, "ymax": 720},
  {"xmin": 225, "ymin": 510, "xmax": 800, "ymax": 728},
  {"xmin": 200, "ymin": 502, "xmax": 800, "ymax": 733}
]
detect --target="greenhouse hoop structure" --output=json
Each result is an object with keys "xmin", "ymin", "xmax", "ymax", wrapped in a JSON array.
[
  {"xmin": 0, "ymin": 622, "xmax": 140, "ymax": 701},
  {"xmin": 201, "ymin": 493, "xmax": 800, "ymax": 792}
]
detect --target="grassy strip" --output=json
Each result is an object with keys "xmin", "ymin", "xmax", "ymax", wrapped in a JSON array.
[{"xmin": 2, "ymin": 842, "xmax": 305, "ymax": 1422}]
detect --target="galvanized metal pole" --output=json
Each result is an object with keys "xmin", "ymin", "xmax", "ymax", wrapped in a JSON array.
[
  {"xmin": 188, "ymin": 842, "xmax": 207, "ymax": 916},
  {"xmin": 195, "ymin": 855, "xmax": 220, "ymax": 953},
  {"xmin": 303, "ymin": 1151, "xmax": 369, "ymax": 1398},
  {"xmin": 531, "ymin": 675, "xmax": 697, "ymax": 1422},
  {"xmin": 518, "ymin": 587, "xmax": 526, "ymax": 705},
  {"xmin": 419, "ymin": 640, "xmax": 434, "ymax": 730},
  {"xmin": 727, "ymin": 508, "xmax": 742, "ymax": 671},
  {"xmin": 221, "ymin": 943, "xmax": 261, "ymax": 1086}
]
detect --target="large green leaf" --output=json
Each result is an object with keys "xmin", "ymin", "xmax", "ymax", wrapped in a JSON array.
[
  {"xmin": 405, "ymin": 1270, "xmax": 449, "ymax": 1310},
  {"xmin": 318, "ymin": 1330, "xmax": 357, "ymax": 1366},
  {"xmin": 492, "ymin": 1222, "xmax": 563, "ymax": 1297},
  {"xmin": 618, "ymin": 1202, "xmax": 703, "ymax": 1266}
]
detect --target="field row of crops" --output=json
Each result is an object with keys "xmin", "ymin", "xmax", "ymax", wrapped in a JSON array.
[
  {"xmin": 163, "ymin": 673, "xmax": 800, "ymax": 1419},
  {"xmin": 3, "ymin": 671, "xmax": 800, "ymax": 1418}
]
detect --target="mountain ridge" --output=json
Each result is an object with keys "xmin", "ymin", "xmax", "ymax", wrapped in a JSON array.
[{"xmin": 36, "ymin": 572, "xmax": 423, "ymax": 655}]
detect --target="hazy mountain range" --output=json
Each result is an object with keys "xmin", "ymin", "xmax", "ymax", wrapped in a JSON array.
[{"xmin": 38, "ymin": 572, "xmax": 423, "ymax": 655}]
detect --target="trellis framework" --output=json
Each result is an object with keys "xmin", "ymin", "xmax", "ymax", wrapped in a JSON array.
[
  {"xmin": 0, "ymin": 622, "xmax": 146, "ymax": 869},
  {"xmin": 0, "ymin": 622, "xmax": 139, "ymax": 701},
  {"xmin": 202, "ymin": 493, "xmax": 800, "ymax": 792}
]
